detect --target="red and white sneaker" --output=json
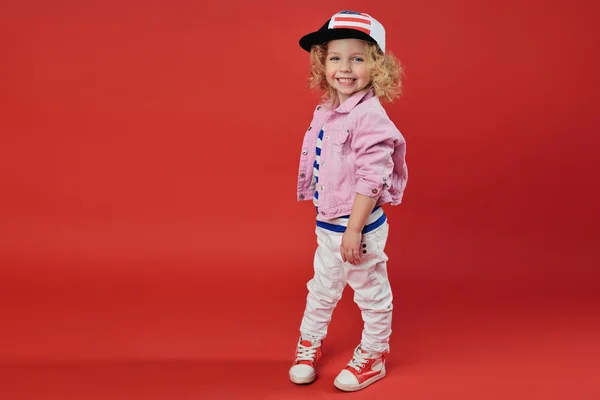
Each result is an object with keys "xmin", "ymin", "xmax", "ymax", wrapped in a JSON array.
[
  {"xmin": 334, "ymin": 345, "xmax": 386, "ymax": 392},
  {"xmin": 289, "ymin": 336, "xmax": 322, "ymax": 384}
]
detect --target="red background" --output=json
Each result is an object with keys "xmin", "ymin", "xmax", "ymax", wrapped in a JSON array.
[{"xmin": 1, "ymin": 0, "xmax": 599, "ymax": 398}]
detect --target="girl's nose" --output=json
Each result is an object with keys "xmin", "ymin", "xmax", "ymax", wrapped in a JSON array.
[{"xmin": 340, "ymin": 60, "xmax": 351, "ymax": 72}]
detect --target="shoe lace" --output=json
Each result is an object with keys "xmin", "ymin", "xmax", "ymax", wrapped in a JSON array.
[
  {"xmin": 347, "ymin": 346, "xmax": 372, "ymax": 372},
  {"xmin": 295, "ymin": 340, "xmax": 319, "ymax": 362}
]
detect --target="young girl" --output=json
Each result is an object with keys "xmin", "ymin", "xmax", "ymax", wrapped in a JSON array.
[{"xmin": 289, "ymin": 11, "xmax": 408, "ymax": 392}]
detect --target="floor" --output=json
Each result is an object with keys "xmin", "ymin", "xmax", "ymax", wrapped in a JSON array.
[{"xmin": 0, "ymin": 267, "xmax": 597, "ymax": 399}]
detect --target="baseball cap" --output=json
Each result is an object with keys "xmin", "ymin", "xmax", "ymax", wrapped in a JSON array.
[{"xmin": 299, "ymin": 10, "xmax": 386, "ymax": 53}]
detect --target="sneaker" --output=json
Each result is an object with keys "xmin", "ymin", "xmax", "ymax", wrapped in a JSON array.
[
  {"xmin": 334, "ymin": 345, "xmax": 386, "ymax": 392},
  {"xmin": 289, "ymin": 336, "xmax": 322, "ymax": 385}
]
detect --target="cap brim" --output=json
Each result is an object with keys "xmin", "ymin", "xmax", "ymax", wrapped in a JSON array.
[{"xmin": 299, "ymin": 28, "xmax": 378, "ymax": 52}]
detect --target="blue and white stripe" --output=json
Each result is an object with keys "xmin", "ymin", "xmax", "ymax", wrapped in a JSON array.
[
  {"xmin": 312, "ymin": 127, "xmax": 324, "ymax": 208},
  {"xmin": 317, "ymin": 206, "xmax": 386, "ymax": 234}
]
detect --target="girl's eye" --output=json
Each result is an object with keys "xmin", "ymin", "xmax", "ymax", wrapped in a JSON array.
[{"xmin": 328, "ymin": 56, "xmax": 363, "ymax": 61}]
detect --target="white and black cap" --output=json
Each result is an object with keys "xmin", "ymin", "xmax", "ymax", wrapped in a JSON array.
[{"xmin": 299, "ymin": 10, "xmax": 386, "ymax": 54}]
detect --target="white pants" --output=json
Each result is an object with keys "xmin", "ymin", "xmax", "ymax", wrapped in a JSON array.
[{"xmin": 299, "ymin": 222, "xmax": 393, "ymax": 354}]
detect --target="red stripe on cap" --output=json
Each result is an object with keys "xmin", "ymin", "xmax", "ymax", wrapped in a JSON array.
[
  {"xmin": 334, "ymin": 17, "xmax": 371, "ymax": 25},
  {"xmin": 332, "ymin": 25, "xmax": 371, "ymax": 34}
]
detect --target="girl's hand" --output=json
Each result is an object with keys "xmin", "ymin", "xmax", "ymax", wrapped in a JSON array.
[{"xmin": 341, "ymin": 229, "xmax": 362, "ymax": 265}]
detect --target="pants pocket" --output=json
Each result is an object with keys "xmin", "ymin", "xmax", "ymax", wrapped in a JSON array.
[{"xmin": 374, "ymin": 222, "xmax": 389, "ymax": 253}]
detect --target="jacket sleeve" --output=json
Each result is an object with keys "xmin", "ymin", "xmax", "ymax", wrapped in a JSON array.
[{"xmin": 351, "ymin": 105, "xmax": 400, "ymax": 199}]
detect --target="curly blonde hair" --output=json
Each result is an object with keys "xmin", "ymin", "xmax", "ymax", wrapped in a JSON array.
[{"xmin": 308, "ymin": 41, "xmax": 403, "ymax": 105}]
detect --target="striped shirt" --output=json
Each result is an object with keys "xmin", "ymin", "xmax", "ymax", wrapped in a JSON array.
[{"xmin": 312, "ymin": 127, "xmax": 324, "ymax": 208}]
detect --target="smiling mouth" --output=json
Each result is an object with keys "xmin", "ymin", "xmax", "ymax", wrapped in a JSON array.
[{"xmin": 337, "ymin": 78, "xmax": 356, "ymax": 84}]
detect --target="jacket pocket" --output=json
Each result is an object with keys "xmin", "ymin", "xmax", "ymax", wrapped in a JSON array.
[
  {"xmin": 332, "ymin": 129, "xmax": 351, "ymax": 146},
  {"xmin": 328, "ymin": 129, "xmax": 353, "ymax": 193}
]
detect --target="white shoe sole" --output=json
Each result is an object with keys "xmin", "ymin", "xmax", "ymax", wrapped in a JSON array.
[
  {"xmin": 290, "ymin": 372, "xmax": 316, "ymax": 385},
  {"xmin": 334, "ymin": 369, "xmax": 386, "ymax": 392}
]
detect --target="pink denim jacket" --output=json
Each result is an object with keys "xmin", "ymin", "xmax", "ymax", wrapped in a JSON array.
[{"xmin": 297, "ymin": 87, "xmax": 408, "ymax": 219}]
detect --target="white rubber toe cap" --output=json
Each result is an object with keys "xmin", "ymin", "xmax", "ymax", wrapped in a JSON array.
[
  {"xmin": 335, "ymin": 369, "xmax": 359, "ymax": 385},
  {"xmin": 289, "ymin": 364, "xmax": 316, "ymax": 384}
]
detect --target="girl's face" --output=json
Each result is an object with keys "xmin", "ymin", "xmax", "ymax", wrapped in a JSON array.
[{"xmin": 325, "ymin": 39, "xmax": 371, "ymax": 105}]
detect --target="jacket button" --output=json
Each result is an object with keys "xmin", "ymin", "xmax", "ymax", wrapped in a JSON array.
[
  {"xmin": 300, "ymin": 173, "xmax": 306, "ymax": 178},
  {"xmin": 372, "ymin": 188, "xmax": 378, "ymax": 194},
  {"xmin": 299, "ymin": 194, "xmax": 305, "ymax": 200},
  {"xmin": 362, "ymin": 244, "xmax": 367, "ymax": 248},
  {"xmin": 308, "ymin": 126, "xmax": 312, "ymax": 131},
  {"xmin": 317, "ymin": 106, "xmax": 321, "ymax": 110},
  {"xmin": 302, "ymin": 150, "xmax": 308, "ymax": 155},
  {"xmin": 324, "ymin": 136, "xmax": 329, "ymax": 140},
  {"xmin": 321, "ymin": 211, "xmax": 325, "ymax": 215},
  {"xmin": 362, "ymin": 250, "xmax": 367, "ymax": 254}
]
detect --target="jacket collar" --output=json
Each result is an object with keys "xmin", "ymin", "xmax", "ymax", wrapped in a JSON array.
[{"xmin": 331, "ymin": 86, "xmax": 375, "ymax": 114}]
